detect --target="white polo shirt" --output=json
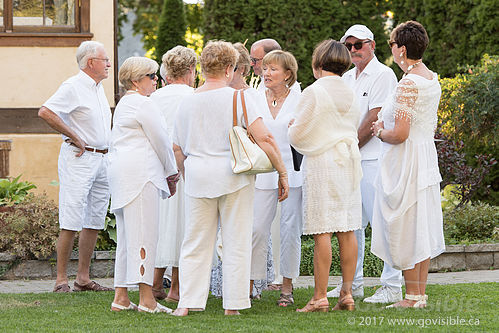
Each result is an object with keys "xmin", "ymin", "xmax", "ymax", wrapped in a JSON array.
[
  {"xmin": 343, "ymin": 56, "xmax": 397, "ymax": 160},
  {"xmin": 43, "ymin": 70, "xmax": 112, "ymax": 149}
]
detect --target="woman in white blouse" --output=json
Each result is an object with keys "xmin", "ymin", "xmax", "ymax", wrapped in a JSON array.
[
  {"xmin": 172, "ymin": 41, "xmax": 289, "ymax": 316},
  {"xmin": 150, "ymin": 46, "xmax": 197, "ymax": 303},
  {"xmin": 250, "ymin": 50, "xmax": 303, "ymax": 307},
  {"xmin": 289, "ymin": 40, "xmax": 362, "ymax": 312},
  {"xmin": 371, "ymin": 21, "xmax": 445, "ymax": 309},
  {"xmin": 108, "ymin": 57, "xmax": 178, "ymax": 313}
]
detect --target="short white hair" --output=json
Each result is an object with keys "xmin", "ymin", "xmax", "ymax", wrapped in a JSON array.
[{"xmin": 76, "ymin": 41, "xmax": 105, "ymax": 69}]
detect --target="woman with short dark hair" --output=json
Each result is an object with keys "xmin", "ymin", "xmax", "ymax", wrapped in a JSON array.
[
  {"xmin": 289, "ymin": 39, "xmax": 362, "ymax": 312},
  {"xmin": 371, "ymin": 21, "xmax": 445, "ymax": 308}
]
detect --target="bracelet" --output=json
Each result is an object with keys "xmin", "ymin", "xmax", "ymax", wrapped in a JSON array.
[{"xmin": 376, "ymin": 128, "xmax": 383, "ymax": 140}]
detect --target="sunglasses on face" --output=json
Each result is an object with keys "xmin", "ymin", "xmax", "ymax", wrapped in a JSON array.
[
  {"xmin": 388, "ymin": 40, "xmax": 397, "ymax": 48},
  {"xmin": 344, "ymin": 40, "xmax": 371, "ymax": 51},
  {"xmin": 146, "ymin": 73, "xmax": 157, "ymax": 80}
]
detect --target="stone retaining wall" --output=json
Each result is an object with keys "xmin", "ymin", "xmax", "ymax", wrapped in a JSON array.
[{"xmin": 1, "ymin": 244, "xmax": 498, "ymax": 279}]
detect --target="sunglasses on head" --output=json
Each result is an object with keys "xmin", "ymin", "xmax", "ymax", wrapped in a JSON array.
[
  {"xmin": 344, "ymin": 40, "xmax": 371, "ymax": 51},
  {"xmin": 145, "ymin": 73, "xmax": 157, "ymax": 80},
  {"xmin": 388, "ymin": 40, "xmax": 397, "ymax": 48}
]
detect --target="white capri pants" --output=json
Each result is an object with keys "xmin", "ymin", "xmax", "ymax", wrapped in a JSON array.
[
  {"xmin": 114, "ymin": 182, "xmax": 160, "ymax": 287},
  {"xmin": 58, "ymin": 142, "xmax": 109, "ymax": 231},
  {"xmin": 251, "ymin": 187, "xmax": 302, "ymax": 280},
  {"xmin": 178, "ymin": 183, "xmax": 254, "ymax": 310}
]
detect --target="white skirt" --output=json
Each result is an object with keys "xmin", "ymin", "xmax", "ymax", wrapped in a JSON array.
[
  {"xmin": 371, "ymin": 139, "xmax": 445, "ymax": 270},
  {"xmin": 155, "ymin": 177, "xmax": 185, "ymax": 268},
  {"xmin": 302, "ymin": 150, "xmax": 362, "ymax": 235}
]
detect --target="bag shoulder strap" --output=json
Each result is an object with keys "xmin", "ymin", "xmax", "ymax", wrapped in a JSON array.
[
  {"xmin": 232, "ymin": 89, "xmax": 249, "ymax": 128},
  {"xmin": 232, "ymin": 90, "xmax": 238, "ymax": 127}
]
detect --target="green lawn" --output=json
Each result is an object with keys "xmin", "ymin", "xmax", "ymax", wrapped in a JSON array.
[{"xmin": 0, "ymin": 283, "xmax": 497, "ymax": 332}]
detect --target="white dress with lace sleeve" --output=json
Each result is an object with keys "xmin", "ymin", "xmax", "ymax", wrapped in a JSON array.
[{"xmin": 371, "ymin": 72, "xmax": 446, "ymax": 270}]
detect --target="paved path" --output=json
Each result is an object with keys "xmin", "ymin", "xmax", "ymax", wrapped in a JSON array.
[{"xmin": 0, "ymin": 270, "xmax": 497, "ymax": 294}]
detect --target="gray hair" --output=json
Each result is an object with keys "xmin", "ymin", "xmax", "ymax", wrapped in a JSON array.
[
  {"xmin": 76, "ymin": 41, "xmax": 105, "ymax": 69},
  {"xmin": 160, "ymin": 63, "xmax": 167, "ymax": 81}
]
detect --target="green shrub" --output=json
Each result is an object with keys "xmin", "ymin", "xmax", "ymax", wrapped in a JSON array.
[
  {"xmin": 444, "ymin": 202, "xmax": 499, "ymax": 244},
  {"xmin": 154, "ymin": 0, "xmax": 187, "ymax": 62},
  {"xmin": 0, "ymin": 193, "xmax": 59, "ymax": 259},
  {"xmin": 300, "ymin": 230, "xmax": 383, "ymax": 277},
  {"xmin": 0, "ymin": 175, "xmax": 36, "ymax": 206},
  {"xmin": 95, "ymin": 210, "xmax": 117, "ymax": 251}
]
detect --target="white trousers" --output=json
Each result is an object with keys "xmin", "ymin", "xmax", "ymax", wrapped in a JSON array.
[
  {"xmin": 178, "ymin": 183, "xmax": 254, "ymax": 310},
  {"xmin": 354, "ymin": 160, "xmax": 402, "ymax": 289},
  {"xmin": 58, "ymin": 142, "xmax": 109, "ymax": 231},
  {"xmin": 251, "ymin": 187, "xmax": 302, "ymax": 280},
  {"xmin": 114, "ymin": 182, "xmax": 159, "ymax": 287}
]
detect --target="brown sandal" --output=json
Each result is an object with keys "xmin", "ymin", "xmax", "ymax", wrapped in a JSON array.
[
  {"xmin": 332, "ymin": 294, "xmax": 355, "ymax": 311},
  {"xmin": 73, "ymin": 281, "xmax": 113, "ymax": 292},
  {"xmin": 296, "ymin": 297, "xmax": 329, "ymax": 313},
  {"xmin": 53, "ymin": 283, "xmax": 71, "ymax": 293}
]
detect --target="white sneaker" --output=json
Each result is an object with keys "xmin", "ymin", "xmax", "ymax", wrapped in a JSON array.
[
  {"xmin": 363, "ymin": 286, "xmax": 402, "ymax": 303},
  {"xmin": 326, "ymin": 284, "xmax": 364, "ymax": 298}
]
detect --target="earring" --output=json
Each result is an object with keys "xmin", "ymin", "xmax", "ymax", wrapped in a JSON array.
[
  {"xmin": 225, "ymin": 73, "xmax": 229, "ymax": 78},
  {"xmin": 399, "ymin": 52, "xmax": 404, "ymax": 58}
]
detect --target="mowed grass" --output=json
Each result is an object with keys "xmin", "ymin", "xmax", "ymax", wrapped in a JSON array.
[{"xmin": 0, "ymin": 283, "xmax": 497, "ymax": 332}]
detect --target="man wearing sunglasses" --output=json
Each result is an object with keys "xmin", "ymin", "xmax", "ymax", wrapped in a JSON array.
[
  {"xmin": 325, "ymin": 25, "xmax": 402, "ymax": 304},
  {"xmin": 38, "ymin": 41, "xmax": 113, "ymax": 294}
]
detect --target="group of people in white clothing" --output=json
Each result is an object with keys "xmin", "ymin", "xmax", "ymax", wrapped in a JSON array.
[{"xmin": 39, "ymin": 19, "xmax": 445, "ymax": 316}]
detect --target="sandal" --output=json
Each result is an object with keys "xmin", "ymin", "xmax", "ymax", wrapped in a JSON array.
[
  {"xmin": 138, "ymin": 303, "xmax": 173, "ymax": 314},
  {"xmin": 73, "ymin": 281, "xmax": 113, "ymax": 292},
  {"xmin": 277, "ymin": 292, "xmax": 294, "ymax": 307},
  {"xmin": 296, "ymin": 297, "xmax": 329, "ymax": 313},
  {"xmin": 332, "ymin": 294, "xmax": 355, "ymax": 311},
  {"xmin": 152, "ymin": 288, "xmax": 167, "ymax": 301},
  {"xmin": 111, "ymin": 302, "xmax": 138, "ymax": 312},
  {"xmin": 53, "ymin": 283, "xmax": 71, "ymax": 293},
  {"xmin": 386, "ymin": 294, "xmax": 425, "ymax": 308}
]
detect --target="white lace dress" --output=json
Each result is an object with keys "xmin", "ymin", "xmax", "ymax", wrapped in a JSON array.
[
  {"xmin": 289, "ymin": 76, "xmax": 362, "ymax": 234},
  {"xmin": 371, "ymin": 73, "xmax": 446, "ymax": 271}
]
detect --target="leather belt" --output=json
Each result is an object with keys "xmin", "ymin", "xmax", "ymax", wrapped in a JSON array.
[{"xmin": 65, "ymin": 139, "xmax": 108, "ymax": 154}]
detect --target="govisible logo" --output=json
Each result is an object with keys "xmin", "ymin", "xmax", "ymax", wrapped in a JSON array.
[{"xmin": 363, "ymin": 92, "xmax": 368, "ymax": 96}]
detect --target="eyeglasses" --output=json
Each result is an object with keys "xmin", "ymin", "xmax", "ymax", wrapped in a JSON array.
[
  {"xmin": 344, "ymin": 40, "xmax": 371, "ymax": 51},
  {"xmin": 233, "ymin": 65, "xmax": 238, "ymax": 72},
  {"xmin": 250, "ymin": 56, "xmax": 263, "ymax": 64},
  {"xmin": 145, "ymin": 73, "xmax": 157, "ymax": 80},
  {"xmin": 91, "ymin": 58, "xmax": 111, "ymax": 64},
  {"xmin": 388, "ymin": 40, "xmax": 397, "ymax": 48}
]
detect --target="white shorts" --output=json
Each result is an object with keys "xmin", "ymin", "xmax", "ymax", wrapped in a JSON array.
[{"xmin": 58, "ymin": 142, "xmax": 110, "ymax": 231}]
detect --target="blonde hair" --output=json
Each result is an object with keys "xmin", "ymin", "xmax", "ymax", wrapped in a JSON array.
[
  {"xmin": 262, "ymin": 50, "xmax": 298, "ymax": 87},
  {"xmin": 161, "ymin": 46, "xmax": 197, "ymax": 80},
  {"xmin": 200, "ymin": 40, "xmax": 238, "ymax": 78},
  {"xmin": 233, "ymin": 42, "xmax": 251, "ymax": 77},
  {"xmin": 312, "ymin": 39, "xmax": 351, "ymax": 76},
  {"xmin": 118, "ymin": 56, "xmax": 158, "ymax": 90}
]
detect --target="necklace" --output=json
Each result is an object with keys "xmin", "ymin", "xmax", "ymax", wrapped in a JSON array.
[
  {"xmin": 267, "ymin": 88, "xmax": 290, "ymax": 108},
  {"xmin": 406, "ymin": 61, "xmax": 422, "ymax": 72}
]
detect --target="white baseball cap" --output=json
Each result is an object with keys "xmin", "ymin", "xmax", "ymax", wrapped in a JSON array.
[{"xmin": 340, "ymin": 24, "xmax": 374, "ymax": 43}]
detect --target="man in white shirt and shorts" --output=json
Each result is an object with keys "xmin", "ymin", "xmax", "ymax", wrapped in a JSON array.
[
  {"xmin": 39, "ymin": 41, "xmax": 113, "ymax": 293},
  {"xmin": 327, "ymin": 25, "xmax": 402, "ymax": 303}
]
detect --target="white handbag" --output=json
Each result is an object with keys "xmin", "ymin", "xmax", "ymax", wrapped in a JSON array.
[{"xmin": 229, "ymin": 90, "xmax": 275, "ymax": 175}]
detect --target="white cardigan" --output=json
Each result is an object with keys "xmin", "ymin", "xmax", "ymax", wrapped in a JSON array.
[
  {"xmin": 288, "ymin": 76, "xmax": 362, "ymax": 187},
  {"xmin": 108, "ymin": 94, "xmax": 178, "ymax": 211}
]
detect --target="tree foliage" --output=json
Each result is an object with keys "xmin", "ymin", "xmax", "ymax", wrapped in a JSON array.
[
  {"xmin": 390, "ymin": 0, "xmax": 499, "ymax": 78},
  {"xmin": 437, "ymin": 55, "xmax": 499, "ymax": 204},
  {"xmin": 155, "ymin": 0, "xmax": 187, "ymax": 62},
  {"xmin": 203, "ymin": 0, "xmax": 391, "ymax": 88}
]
